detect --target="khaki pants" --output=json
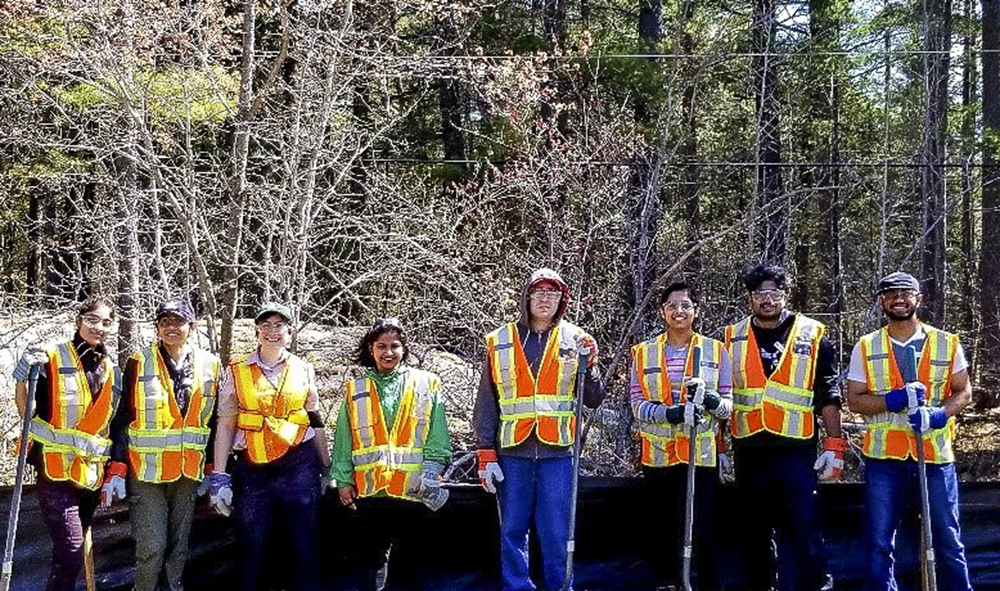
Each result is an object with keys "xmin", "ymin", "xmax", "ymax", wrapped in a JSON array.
[{"xmin": 128, "ymin": 475, "xmax": 200, "ymax": 591}]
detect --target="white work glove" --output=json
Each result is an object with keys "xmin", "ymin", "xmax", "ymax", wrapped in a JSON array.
[
  {"xmin": 905, "ymin": 382, "xmax": 927, "ymax": 412},
  {"xmin": 14, "ymin": 346, "xmax": 48, "ymax": 381},
  {"xmin": 574, "ymin": 333, "xmax": 599, "ymax": 367},
  {"xmin": 100, "ymin": 461, "xmax": 128, "ymax": 508},
  {"xmin": 812, "ymin": 437, "xmax": 846, "ymax": 481},
  {"xmin": 209, "ymin": 472, "xmax": 233, "ymax": 517},
  {"xmin": 718, "ymin": 452, "xmax": 734, "ymax": 483},
  {"xmin": 684, "ymin": 378, "xmax": 706, "ymax": 427},
  {"xmin": 477, "ymin": 449, "xmax": 504, "ymax": 494}
]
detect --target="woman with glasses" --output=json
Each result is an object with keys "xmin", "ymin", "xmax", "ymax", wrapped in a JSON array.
[
  {"xmin": 628, "ymin": 281, "xmax": 732, "ymax": 591},
  {"xmin": 12, "ymin": 297, "xmax": 122, "ymax": 591},
  {"xmin": 210, "ymin": 302, "xmax": 330, "ymax": 591},
  {"xmin": 329, "ymin": 318, "xmax": 452, "ymax": 591}
]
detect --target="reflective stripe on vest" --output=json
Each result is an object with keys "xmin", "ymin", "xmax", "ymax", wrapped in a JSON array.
[
  {"xmin": 631, "ymin": 333, "xmax": 723, "ymax": 467},
  {"xmin": 486, "ymin": 320, "xmax": 582, "ymax": 448},
  {"xmin": 346, "ymin": 369, "xmax": 438, "ymax": 500},
  {"xmin": 28, "ymin": 342, "xmax": 120, "ymax": 490},
  {"xmin": 725, "ymin": 315, "xmax": 824, "ymax": 440},
  {"xmin": 233, "ymin": 355, "xmax": 311, "ymax": 464},
  {"xmin": 128, "ymin": 346, "xmax": 220, "ymax": 483},
  {"xmin": 859, "ymin": 326, "xmax": 958, "ymax": 463}
]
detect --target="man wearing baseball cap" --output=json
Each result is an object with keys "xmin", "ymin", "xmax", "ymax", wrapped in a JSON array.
[
  {"xmin": 846, "ymin": 272, "xmax": 974, "ymax": 591},
  {"xmin": 472, "ymin": 268, "xmax": 605, "ymax": 591},
  {"xmin": 108, "ymin": 298, "xmax": 221, "ymax": 591},
  {"xmin": 210, "ymin": 302, "xmax": 330, "ymax": 591}
]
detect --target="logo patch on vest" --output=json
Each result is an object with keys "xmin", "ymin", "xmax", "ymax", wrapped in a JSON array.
[
  {"xmin": 559, "ymin": 347, "xmax": 577, "ymax": 360},
  {"xmin": 792, "ymin": 337, "xmax": 813, "ymax": 356}
]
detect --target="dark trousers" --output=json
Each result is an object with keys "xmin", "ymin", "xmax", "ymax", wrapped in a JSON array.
[
  {"xmin": 354, "ymin": 497, "xmax": 430, "ymax": 591},
  {"xmin": 642, "ymin": 464, "xmax": 720, "ymax": 591},
  {"xmin": 233, "ymin": 443, "xmax": 322, "ymax": 591},
  {"xmin": 35, "ymin": 475, "xmax": 99, "ymax": 591},
  {"xmin": 732, "ymin": 443, "xmax": 829, "ymax": 591}
]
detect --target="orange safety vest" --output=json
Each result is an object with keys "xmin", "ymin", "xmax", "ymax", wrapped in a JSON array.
[
  {"xmin": 486, "ymin": 320, "xmax": 584, "ymax": 448},
  {"xmin": 127, "ymin": 345, "xmax": 220, "ymax": 483},
  {"xmin": 345, "ymin": 368, "xmax": 439, "ymax": 500},
  {"xmin": 725, "ymin": 314, "xmax": 824, "ymax": 440},
  {"xmin": 631, "ymin": 333, "xmax": 724, "ymax": 467},
  {"xmin": 858, "ymin": 325, "xmax": 959, "ymax": 464},
  {"xmin": 28, "ymin": 342, "xmax": 121, "ymax": 490},
  {"xmin": 233, "ymin": 354, "xmax": 311, "ymax": 464}
]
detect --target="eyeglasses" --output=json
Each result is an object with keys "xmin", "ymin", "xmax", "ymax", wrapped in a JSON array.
[
  {"xmin": 881, "ymin": 289, "xmax": 918, "ymax": 301},
  {"xmin": 258, "ymin": 321, "xmax": 288, "ymax": 332},
  {"xmin": 663, "ymin": 302, "xmax": 696, "ymax": 312},
  {"xmin": 157, "ymin": 317, "xmax": 189, "ymax": 328},
  {"xmin": 80, "ymin": 314, "xmax": 114, "ymax": 329},
  {"xmin": 529, "ymin": 289, "xmax": 562, "ymax": 301},
  {"xmin": 751, "ymin": 290, "xmax": 786, "ymax": 303}
]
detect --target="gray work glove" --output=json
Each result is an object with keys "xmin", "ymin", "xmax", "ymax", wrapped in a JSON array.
[
  {"xmin": 418, "ymin": 461, "xmax": 449, "ymax": 511},
  {"xmin": 654, "ymin": 403, "xmax": 692, "ymax": 425},
  {"xmin": 208, "ymin": 472, "xmax": 233, "ymax": 517},
  {"xmin": 14, "ymin": 346, "xmax": 48, "ymax": 381}
]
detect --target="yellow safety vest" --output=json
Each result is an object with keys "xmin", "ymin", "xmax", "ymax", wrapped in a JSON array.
[
  {"xmin": 345, "ymin": 368, "xmax": 438, "ymax": 500},
  {"xmin": 28, "ymin": 342, "xmax": 121, "ymax": 490},
  {"xmin": 631, "ymin": 333, "xmax": 724, "ymax": 467},
  {"xmin": 858, "ymin": 325, "xmax": 958, "ymax": 464},
  {"xmin": 486, "ymin": 320, "xmax": 583, "ymax": 448},
  {"xmin": 128, "ymin": 345, "xmax": 220, "ymax": 483},
  {"xmin": 725, "ymin": 314, "xmax": 824, "ymax": 439},
  {"xmin": 233, "ymin": 354, "xmax": 311, "ymax": 464}
]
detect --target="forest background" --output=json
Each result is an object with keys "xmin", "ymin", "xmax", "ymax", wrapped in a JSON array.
[{"xmin": 1, "ymin": 0, "xmax": 998, "ymax": 480}]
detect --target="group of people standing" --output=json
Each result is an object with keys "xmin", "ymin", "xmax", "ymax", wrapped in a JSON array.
[{"xmin": 11, "ymin": 263, "xmax": 975, "ymax": 591}]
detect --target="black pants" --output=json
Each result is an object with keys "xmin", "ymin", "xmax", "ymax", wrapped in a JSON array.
[
  {"xmin": 353, "ymin": 496, "xmax": 430, "ymax": 591},
  {"xmin": 642, "ymin": 464, "xmax": 720, "ymax": 591}
]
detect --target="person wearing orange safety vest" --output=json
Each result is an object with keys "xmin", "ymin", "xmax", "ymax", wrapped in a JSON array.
[
  {"xmin": 211, "ymin": 302, "xmax": 331, "ymax": 591},
  {"xmin": 12, "ymin": 297, "xmax": 122, "ymax": 591},
  {"xmin": 472, "ymin": 267, "xmax": 605, "ymax": 591},
  {"xmin": 629, "ymin": 281, "xmax": 733, "ymax": 591},
  {"xmin": 845, "ymin": 271, "xmax": 974, "ymax": 591},
  {"xmin": 723, "ymin": 264, "xmax": 843, "ymax": 591},
  {"xmin": 107, "ymin": 298, "xmax": 220, "ymax": 591},
  {"xmin": 330, "ymin": 318, "xmax": 453, "ymax": 591}
]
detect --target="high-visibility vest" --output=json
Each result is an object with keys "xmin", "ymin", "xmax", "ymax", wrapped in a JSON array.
[
  {"xmin": 631, "ymin": 333, "xmax": 724, "ymax": 467},
  {"xmin": 725, "ymin": 314, "xmax": 824, "ymax": 440},
  {"xmin": 233, "ymin": 354, "xmax": 311, "ymax": 464},
  {"xmin": 127, "ymin": 345, "xmax": 220, "ymax": 483},
  {"xmin": 486, "ymin": 320, "xmax": 583, "ymax": 448},
  {"xmin": 858, "ymin": 325, "xmax": 959, "ymax": 464},
  {"xmin": 28, "ymin": 342, "xmax": 121, "ymax": 490},
  {"xmin": 345, "ymin": 368, "xmax": 439, "ymax": 500}
]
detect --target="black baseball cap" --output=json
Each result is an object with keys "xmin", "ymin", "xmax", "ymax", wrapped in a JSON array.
[
  {"xmin": 877, "ymin": 272, "xmax": 920, "ymax": 295},
  {"xmin": 155, "ymin": 299, "xmax": 196, "ymax": 323}
]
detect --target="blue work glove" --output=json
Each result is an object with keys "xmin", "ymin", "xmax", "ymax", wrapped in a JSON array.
[
  {"xmin": 197, "ymin": 463, "xmax": 214, "ymax": 497},
  {"xmin": 886, "ymin": 382, "xmax": 926, "ymax": 413},
  {"xmin": 209, "ymin": 471, "xmax": 233, "ymax": 516},
  {"xmin": 909, "ymin": 406, "xmax": 949, "ymax": 432}
]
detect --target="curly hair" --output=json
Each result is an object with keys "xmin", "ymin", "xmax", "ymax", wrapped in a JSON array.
[
  {"xmin": 743, "ymin": 264, "xmax": 788, "ymax": 293},
  {"xmin": 352, "ymin": 318, "xmax": 410, "ymax": 368}
]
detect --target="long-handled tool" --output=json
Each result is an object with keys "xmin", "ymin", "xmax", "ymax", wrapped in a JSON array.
[
  {"xmin": 1, "ymin": 364, "xmax": 40, "ymax": 591},
  {"xmin": 900, "ymin": 347, "xmax": 937, "ymax": 591},
  {"xmin": 560, "ymin": 349, "xmax": 590, "ymax": 591},
  {"xmin": 682, "ymin": 346, "xmax": 704, "ymax": 591}
]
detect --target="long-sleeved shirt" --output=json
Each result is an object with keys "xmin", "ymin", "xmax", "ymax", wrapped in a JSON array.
[
  {"xmin": 730, "ymin": 312, "xmax": 841, "ymax": 447},
  {"xmin": 329, "ymin": 365, "xmax": 452, "ymax": 487},
  {"xmin": 629, "ymin": 336, "xmax": 734, "ymax": 423},
  {"xmin": 472, "ymin": 322, "xmax": 606, "ymax": 459}
]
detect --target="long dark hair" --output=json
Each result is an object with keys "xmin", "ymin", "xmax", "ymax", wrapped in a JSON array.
[
  {"xmin": 352, "ymin": 318, "xmax": 410, "ymax": 368},
  {"xmin": 77, "ymin": 296, "xmax": 116, "ymax": 319}
]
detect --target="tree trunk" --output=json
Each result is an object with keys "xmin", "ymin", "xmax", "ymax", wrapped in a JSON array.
[
  {"xmin": 979, "ymin": 0, "xmax": 1000, "ymax": 407},
  {"xmin": 752, "ymin": 0, "xmax": 786, "ymax": 265},
  {"xmin": 919, "ymin": 0, "xmax": 951, "ymax": 325},
  {"xmin": 115, "ymin": 152, "xmax": 141, "ymax": 367},
  {"xmin": 436, "ymin": 12, "xmax": 465, "ymax": 164},
  {"xmin": 960, "ymin": 0, "xmax": 977, "ymax": 341}
]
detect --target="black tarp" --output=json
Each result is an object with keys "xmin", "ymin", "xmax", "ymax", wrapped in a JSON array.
[{"xmin": 1, "ymin": 479, "xmax": 998, "ymax": 591}]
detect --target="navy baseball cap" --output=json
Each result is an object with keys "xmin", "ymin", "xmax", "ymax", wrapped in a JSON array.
[{"xmin": 155, "ymin": 299, "xmax": 196, "ymax": 323}]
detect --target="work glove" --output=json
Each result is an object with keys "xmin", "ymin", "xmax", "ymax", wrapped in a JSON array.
[
  {"xmin": 13, "ymin": 346, "xmax": 48, "ymax": 381},
  {"xmin": 703, "ymin": 390, "xmax": 722, "ymax": 412},
  {"xmin": 909, "ymin": 406, "xmax": 949, "ymax": 433},
  {"xmin": 654, "ymin": 403, "xmax": 696, "ymax": 425},
  {"xmin": 477, "ymin": 449, "xmax": 504, "ymax": 494},
  {"xmin": 320, "ymin": 471, "xmax": 332, "ymax": 492},
  {"xmin": 101, "ymin": 461, "xmax": 128, "ymax": 508},
  {"xmin": 718, "ymin": 452, "xmax": 735, "ymax": 484},
  {"xmin": 417, "ymin": 461, "xmax": 450, "ymax": 511},
  {"xmin": 197, "ymin": 463, "xmax": 214, "ymax": 497},
  {"xmin": 885, "ymin": 382, "xmax": 925, "ymax": 413},
  {"xmin": 208, "ymin": 471, "xmax": 233, "ymax": 517},
  {"xmin": 575, "ymin": 333, "xmax": 599, "ymax": 367},
  {"xmin": 813, "ymin": 437, "xmax": 846, "ymax": 481}
]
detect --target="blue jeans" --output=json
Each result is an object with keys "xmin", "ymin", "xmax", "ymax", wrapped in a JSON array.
[
  {"xmin": 233, "ymin": 442, "xmax": 322, "ymax": 591},
  {"xmin": 496, "ymin": 455, "xmax": 573, "ymax": 591},
  {"xmin": 864, "ymin": 459, "xmax": 972, "ymax": 591}
]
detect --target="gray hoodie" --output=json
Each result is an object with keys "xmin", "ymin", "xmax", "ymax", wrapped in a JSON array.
[{"xmin": 472, "ymin": 268, "xmax": 606, "ymax": 458}]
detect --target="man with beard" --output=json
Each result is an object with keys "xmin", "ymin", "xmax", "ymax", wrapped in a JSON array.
[
  {"xmin": 724, "ymin": 264, "xmax": 843, "ymax": 591},
  {"xmin": 846, "ymin": 272, "xmax": 973, "ymax": 591}
]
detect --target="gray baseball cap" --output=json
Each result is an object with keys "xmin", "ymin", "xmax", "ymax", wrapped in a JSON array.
[{"xmin": 877, "ymin": 272, "xmax": 920, "ymax": 294}]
